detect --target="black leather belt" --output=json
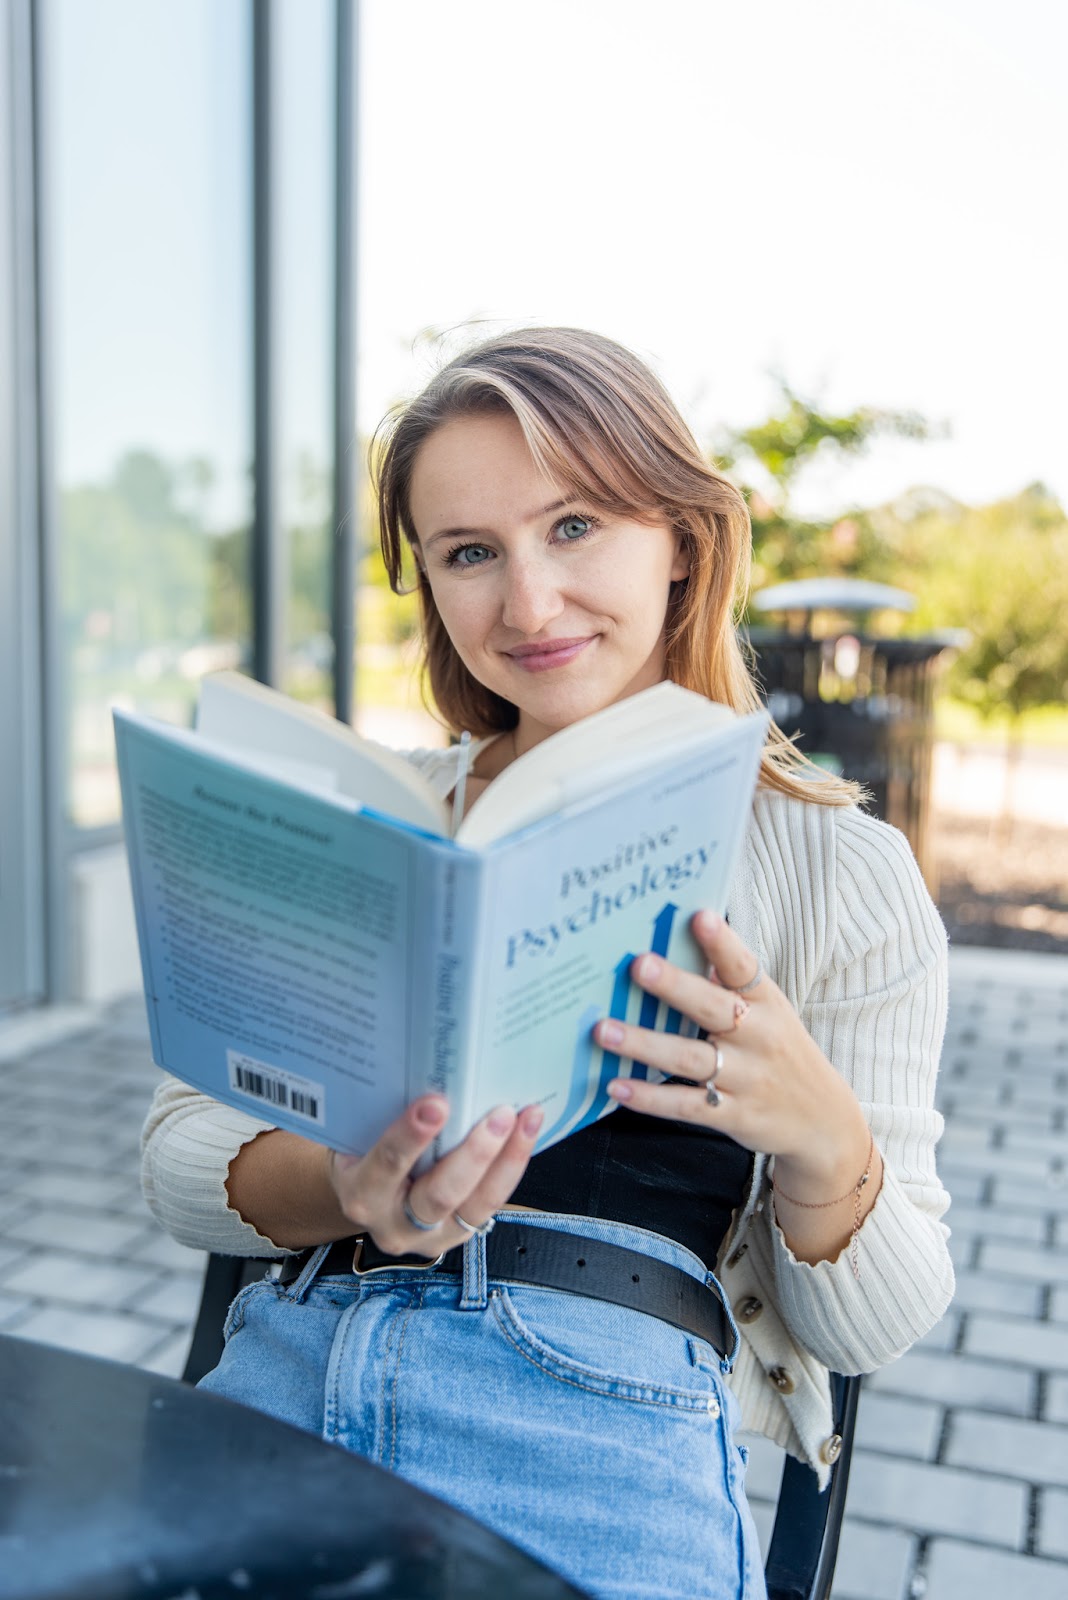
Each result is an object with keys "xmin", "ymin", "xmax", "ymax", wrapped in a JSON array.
[{"xmin": 277, "ymin": 1224, "xmax": 731, "ymax": 1361}]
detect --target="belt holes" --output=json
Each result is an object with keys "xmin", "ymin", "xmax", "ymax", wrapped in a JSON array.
[
  {"xmin": 517, "ymin": 1246, "xmax": 527, "ymax": 1256},
  {"xmin": 632, "ymin": 1273, "xmax": 640, "ymax": 1283},
  {"xmin": 577, "ymin": 1257, "xmax": 586, "ymax": 1268}
]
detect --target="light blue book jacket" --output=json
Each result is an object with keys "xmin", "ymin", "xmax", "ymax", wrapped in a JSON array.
[{"xmin": 114, "ymin": 709, "xmax": 766, "ymax": 1162}]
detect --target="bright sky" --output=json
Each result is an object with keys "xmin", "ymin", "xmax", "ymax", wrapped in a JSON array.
[
  {"xmin": 52, "ymin": 0, "xmax": 1067, "ymax": 522},
  {"xmin": 358, "ymin": 0, "xmax": 1068, "ymax": 516}
]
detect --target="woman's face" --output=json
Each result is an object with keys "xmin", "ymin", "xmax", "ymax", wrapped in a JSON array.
[{"xmin": 408, "ymin": 411, "xmax": 690, "ymax": 749}]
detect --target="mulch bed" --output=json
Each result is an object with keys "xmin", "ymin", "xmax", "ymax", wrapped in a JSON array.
[{"xmin": 930, "ymin": 811, "xmax": 1068, "ymax": 955}]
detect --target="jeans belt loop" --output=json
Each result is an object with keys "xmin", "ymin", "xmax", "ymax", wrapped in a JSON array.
[{"xmin": 459, "ymin": 1229, "xmax": 489, "ymax": 1311}]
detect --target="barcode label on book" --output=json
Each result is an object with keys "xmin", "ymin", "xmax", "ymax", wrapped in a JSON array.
[{"xmin": 227, "ymin": 1051, "xmax": 326, "ymax": 1127}]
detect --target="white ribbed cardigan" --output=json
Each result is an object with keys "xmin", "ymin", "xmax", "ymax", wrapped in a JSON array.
[{"xmin": 141, "ymin": 757, "xmax": 955, "ymax": 1486}]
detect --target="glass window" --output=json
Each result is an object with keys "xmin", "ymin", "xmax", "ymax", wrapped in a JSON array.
[
  {"xmin": 276, "ymin": 0, "xmax": 335, "ymax": 712},
  {"xmin": 45, "ymin": 0, "xmax": 253, "ymax": 827}
]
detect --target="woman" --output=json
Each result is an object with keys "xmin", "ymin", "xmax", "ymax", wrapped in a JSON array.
[{"xmin": 142, "ymin": 327, "xmax": 954, "ymax": 1600}]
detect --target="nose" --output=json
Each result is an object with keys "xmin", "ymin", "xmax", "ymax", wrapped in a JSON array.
[{"xmin": 499, "ymin": 553, "xmax": 566, "ymax": 635}]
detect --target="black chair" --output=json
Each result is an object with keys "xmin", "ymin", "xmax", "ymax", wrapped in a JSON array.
[
  {"xmin": 183, "ymin": 1254, "xmax": 860, "ymax": 1600},
  {"xmin": 763, "ymin": 1369, "xmax": 860, "ymax": 1600}
]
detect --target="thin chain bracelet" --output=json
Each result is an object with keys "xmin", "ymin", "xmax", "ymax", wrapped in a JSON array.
[{"xmin": 771, "ymin": 1132, "xmax": 875, "ymax": 1281}]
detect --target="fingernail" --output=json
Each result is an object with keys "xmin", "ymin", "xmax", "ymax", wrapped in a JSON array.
[
  {"xmin": 598, "ymin": 1020, "xmax": 625, "ymax": 1047},
  {"xmin": 520, "ymin": 1105, "xmax": 544, "ymax": 1137},
  {"xmin": 607, "ymin": 1080, "xmax": 633, "ymax": 1102},
  {"xmin": 695, "ymin": 910, "xmax": 722, "ymax": 936},
  {"xmin": 487, "ymin": 1106, "xmax": 516, "ymax": 1136},
  {"xmin": 413, "ymin": 1096, "xmax": 448, "ymax": 1129},
  {"xmin": 636, "ymin": 954, "xmax": 662, "ymax": 981}
]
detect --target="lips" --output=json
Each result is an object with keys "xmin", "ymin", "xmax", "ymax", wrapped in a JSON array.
[{"xmin": 503, "ymin": 637, "xmax": 595, "ymax": 672}]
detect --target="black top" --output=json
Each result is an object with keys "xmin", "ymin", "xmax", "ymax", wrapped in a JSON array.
[{"xmin": 511, "ymin": 1102, "xmax": 753, "ymax": 1267}]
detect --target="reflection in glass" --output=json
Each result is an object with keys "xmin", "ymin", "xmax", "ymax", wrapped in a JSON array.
[
  {"xmin": 277, "ymin": 0, "xmax": 335, "ymax": 713},
  {"xmin": 46, "ymin": 0, "xmax": 253, "ymax": 826}
]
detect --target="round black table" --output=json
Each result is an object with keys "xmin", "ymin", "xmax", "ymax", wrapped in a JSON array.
[{"xmin": 0, "ymin": 1333, "xmax": 588, "ymax": 1599}]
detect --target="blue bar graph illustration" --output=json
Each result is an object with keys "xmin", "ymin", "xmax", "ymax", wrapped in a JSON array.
[{"xmin": 538, "ymin": 902, "xmax": 689, "ymax": 1145}]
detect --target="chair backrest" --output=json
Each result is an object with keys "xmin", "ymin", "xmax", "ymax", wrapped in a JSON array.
[
  {"xmin": 182, "ymin": 1252, "xmax": 270, "ymax": 1386},
  {"xmin": 183, "ymin": 1254, "xmax": 861, "ymax": 1600},
  {"xmin": 764, "ymin": 1370, "xmax": 862, "ymax": 1600}
]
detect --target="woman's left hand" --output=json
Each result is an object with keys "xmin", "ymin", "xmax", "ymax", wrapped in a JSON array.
[{"xmin": 596, "ymin": 910, "xmax": 876, "ymax": 1205}]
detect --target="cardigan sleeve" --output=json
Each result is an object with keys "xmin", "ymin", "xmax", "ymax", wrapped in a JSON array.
[
  {"xmin": 141, "ymin": 1073, "xmax": 297, "ymax": 1257},
  {"xmin": 756, "ymin": 806, "xmax": 956, "ymax": 1373}
]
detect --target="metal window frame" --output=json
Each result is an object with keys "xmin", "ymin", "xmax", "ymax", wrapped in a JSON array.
[
  {"xmin": 0, "ymin": 0, "xmax": 50, "ymax": 1009},
  {"xmin": 8, "ymin": 0, "xmax": 360, "ymax": 1002},
  {"xmin": 331, "ymin": 0, "xmax": 358, "ymax": 723},
  {"xmin": 251, "ymin": 0, "xmax": 283, "ymax": 689}
]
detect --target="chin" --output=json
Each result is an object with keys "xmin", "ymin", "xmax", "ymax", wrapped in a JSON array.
[{"xmin": 520, "ymin": 683, "xmax": 626, "ymax": 731}]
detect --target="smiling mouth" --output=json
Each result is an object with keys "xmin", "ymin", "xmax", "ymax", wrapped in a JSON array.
[{"xmin": 504, "ymin": 637, "xmax": 595, "ymax": 672}]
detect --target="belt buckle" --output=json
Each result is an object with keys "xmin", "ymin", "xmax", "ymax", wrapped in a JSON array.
[{"xmin": 351, "ymin": 1237, "xmax": 445, "ymax": 1277}]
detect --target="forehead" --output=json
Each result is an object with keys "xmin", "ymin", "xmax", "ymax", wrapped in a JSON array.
[{"xmin": 408, "ymin": 413, "xmax": 553, "ymax": 529}]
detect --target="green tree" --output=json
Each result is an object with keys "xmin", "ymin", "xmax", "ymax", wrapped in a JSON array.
[
  {"xmin": 886, "ymin": 485, "xmax": 1068, "ymax": 825},
  {"xmin": 714, "ymin": 381, "xmax": 938, "ymax": 590}
]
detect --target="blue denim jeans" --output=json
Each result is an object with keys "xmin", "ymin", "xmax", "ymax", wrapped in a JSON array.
[{"xmin": 199, "ymin": 1210, "xmax": 766, "ymax": 1600}]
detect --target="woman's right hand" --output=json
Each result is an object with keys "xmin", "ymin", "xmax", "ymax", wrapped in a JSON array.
[{"xmin": 327, "ymin": 1095, "xmax": 544, "ymax": 1258}]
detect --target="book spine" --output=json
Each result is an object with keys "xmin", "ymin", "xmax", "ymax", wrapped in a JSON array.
[
  {"xmin": 410, "ymin": 846, "xmax": 486, "ymax": 1167},
  {"xmin": 113, "ymin": 718, "xmax": 166, "ymax": 1065}
]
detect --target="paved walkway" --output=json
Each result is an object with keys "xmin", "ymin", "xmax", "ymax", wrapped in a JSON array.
[{"xmin": 1, "ymin": 945, "xmax": 1066, "ymax": 1600}]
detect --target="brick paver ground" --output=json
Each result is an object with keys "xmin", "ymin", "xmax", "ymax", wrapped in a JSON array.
[{"xmin": 1, "ymin": 944, "xmax": 1065, "ymax": 1600}]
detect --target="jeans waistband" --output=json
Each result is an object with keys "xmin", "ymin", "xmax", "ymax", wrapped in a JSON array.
[{"xmin": 278, "ymin": 1214, "xmax": 736, "ymax": 1363}]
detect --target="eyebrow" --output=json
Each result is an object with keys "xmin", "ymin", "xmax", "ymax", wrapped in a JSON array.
[{"xmin": 422, "ymin": 498, "xmax": 571, "ymax": 549}]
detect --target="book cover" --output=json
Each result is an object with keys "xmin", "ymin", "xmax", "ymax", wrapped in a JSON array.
[{"xmin": 115, "ymin": 696, "xmax": 766, "ymax": 1158}]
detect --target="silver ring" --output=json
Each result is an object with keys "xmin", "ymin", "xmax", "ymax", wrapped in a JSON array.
[
  {"xmin": 453, "ymin": 1211, "xmax": 495, "ymax": 1237},
  {"xmin": 705, "ymin": 1040, "xmax": 724, "ymax": 1107},
  {"xmin": 403, "ymin": 1194, "xmax": 438, "ymax": 1233},
  {"xmin": 735, "ymin": 961, "xmax": 764, "ymax": 995}
]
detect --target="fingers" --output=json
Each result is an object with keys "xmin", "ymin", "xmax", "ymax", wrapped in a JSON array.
[
  {"xmin": 596, "ymin": 1015, "xmax": 724, "ymax": 1084},
  {"xmin": 436, "ymin": 1104, "xmax": 545, "ymax": 1229},
  {"xmin": 626, "ymin": 952, "xmax": 751, "ymax": 1035},
  {"xmin": 347, "ymin": 1094, "xmax": 451, "ymax": 1200},
  {"xmin": 406, "ymin": 1103, "xmax": 537, "ymax": 1232},
  {"xmin": 691, "ymin": 911, "xmax": 768, "ymax": 996},
  {"xmin": 331, "ymin": 1096, "xmax": 544, "ymax": 1258},
  {"xmin": 606, "ymin": 1073, "xmax": 723, "ymax": 1125}
]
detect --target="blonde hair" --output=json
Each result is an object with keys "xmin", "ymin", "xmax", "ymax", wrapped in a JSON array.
[{"xmin": 373, "ymin": 326, "xmax": 860, "ymax": 807}]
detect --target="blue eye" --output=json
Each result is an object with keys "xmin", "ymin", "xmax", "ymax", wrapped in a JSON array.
[
  {"xmin": 558, "ymin": 515, "xmax": 592, "ymax": 541},
  {"xmin": 445, "ymin": 542, "xmax": 492, "ymax": 568}
]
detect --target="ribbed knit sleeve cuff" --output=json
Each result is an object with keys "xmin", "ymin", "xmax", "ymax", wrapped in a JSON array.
[
  {"xmin": 141, "ymin": 1074, "xmax": 297, "ymax": 1257},
  {"xmin": 766, "ymin": 1157, "xmax": 956, "ymax": 1374}
]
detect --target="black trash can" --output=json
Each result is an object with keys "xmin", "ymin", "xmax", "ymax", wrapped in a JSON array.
[{"xmin": 744, "ymin": 579, "xmax": 959, "ymax": 891}]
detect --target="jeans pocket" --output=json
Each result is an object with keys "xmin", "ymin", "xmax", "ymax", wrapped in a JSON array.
[
  {"xmin": 221, "ymin": 1278, "xmax": 277, "ymax": 1344},
  {"xmin": 491, "ymin": 1286, "xmax": 719, "ymax": 1413}
]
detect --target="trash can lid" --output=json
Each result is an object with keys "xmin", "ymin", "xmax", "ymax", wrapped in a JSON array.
[{"xmin": 752, "ymin": 578, "xmax": 916, "ymax": 614}]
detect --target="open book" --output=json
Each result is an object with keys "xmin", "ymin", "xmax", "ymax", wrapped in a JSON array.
[{"xmin": 114, "ymin": 674, "xmax": 767, "ymax": 1163}]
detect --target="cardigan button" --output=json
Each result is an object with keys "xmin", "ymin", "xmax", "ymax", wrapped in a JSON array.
[
  {"xmin": 767, "ymin": 1365, "xmax": 795, "ymax": 1394},
  {"xmin": 820, "ymin": 1433, "xmax": 844, "ymax": 1465},
  {"xmin": 736, "ymin": 1296, "xmax": 763, "ymax": 1324},
  {"xmin": 726, "ymin": 1244, "xmax": 748, "ymax": 1269}
]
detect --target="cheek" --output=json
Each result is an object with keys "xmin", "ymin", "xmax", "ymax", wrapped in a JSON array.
[
  {"xmin": 599, "ymin": 568, "xmax": 674, "ymax": 633},
  {"xmin": 428, "ymin": 582, "xmax": 496, "ymax": 657}
]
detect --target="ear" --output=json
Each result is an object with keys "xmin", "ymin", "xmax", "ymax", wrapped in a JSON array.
[{"xmin": 670, "ymin": 529, "xmax": 691, "ymax": 583}]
